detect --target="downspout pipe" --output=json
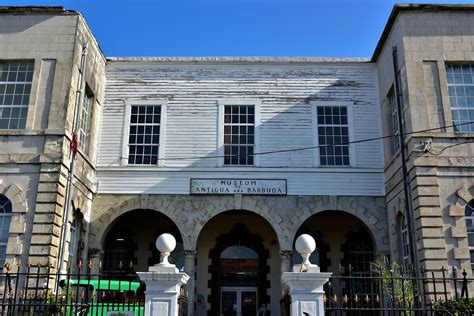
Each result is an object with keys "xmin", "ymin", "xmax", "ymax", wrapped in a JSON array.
[
  {"xmin": 392, "ymin": 46, "xmax": 418, "ymax": 271},
  {"xmin": 57, "ymin": 43, "xmax": 88, "ymax": 275}
]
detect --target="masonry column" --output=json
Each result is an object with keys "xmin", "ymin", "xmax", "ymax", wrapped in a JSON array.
[
  {"xmin": 282, "ymin": 235, "xmax": 332, "ymax": 316},
  {"xmin": 280, "ymin": 250, "xmax": 293, "ymax": 273},
  {"xmin": 184, "ymin": 250, "xmax": 196, "ymax": 315},
  {"xmin": 137, "ymin": 234, "xmax": 189, "ymax": 316}
]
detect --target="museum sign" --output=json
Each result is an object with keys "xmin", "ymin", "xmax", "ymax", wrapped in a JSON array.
[{"xmin": 190, "ymin": 179, "xmax": 287, "ymax": 195}]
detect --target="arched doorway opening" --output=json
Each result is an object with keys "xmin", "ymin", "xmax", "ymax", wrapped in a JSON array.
[
  {"xmin": 293, "ymin": 211, "xmax": 376, "ymax": 275},
  {"xmin": 102, "ymin": 209, "xmax": 183, "ymax": 278},
  {"xmin": 196, "ymin": 210, "xmax": 279, "ymax": 315},
  {"xmin": 293, "ymin": 211, "xmax": 377, "ymax": 309}
]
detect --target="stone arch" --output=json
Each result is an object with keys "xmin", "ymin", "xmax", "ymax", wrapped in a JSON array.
[
  {"xmin": 90, "ymin": 195, "xmax": 187, "ymax": 251},
  {"xmin": 0, "ymin": 182, "xmax": 28, "ymax": 264},
  {"xmin": 449, "ymin": 185, "xmax": 474, "ymax": 272},
  {"xmin": 0, "ymin": 182, "xmax": 27, "ymax": 213},
  {"xmin": 91, "ymin": 194, "xmax": 389, "ymax": 254},
  {"xmin": 91, "ymin": 194, "xmax": 287, "ymax": 253},
  {"xmin": 292, "ymin": 201, "xmax": 388, "ymax": 254}
]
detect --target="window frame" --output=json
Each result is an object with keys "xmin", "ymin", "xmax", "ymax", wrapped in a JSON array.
[
  {"xmin": 387, "ymin": 89, "xmax": 401, "ymax": 154},
  {"xmin": 217, "ymin": 99, "xmax": 261, "ymax": 167},
  {"xmin": 121, "ymin": 100, "xmax": 167, "ymax": 167},
  {"xmin": 0, "ymin": 195, "xmax": 12, "ymax": 267},
  {"xmin": 0, "ymin": 60, "xmax": 34, "ymax": 131},
  {"xmin": 311, "ymin": 101, "xmax": 356, "ymax": 167},
  {"xmin": 446, "ymin": 64, "xmax": 474, "ymax": 133},
  {"xmin": 465, "ymin": 200, "xmax": 474, "ymax": 271},
  {"xmin": 400, "ymin": 214, "xmax": 411, "ymax": 268},
  {"xmin": 78, "ymin": 88, "xmax": 94, "ymax": 155}
]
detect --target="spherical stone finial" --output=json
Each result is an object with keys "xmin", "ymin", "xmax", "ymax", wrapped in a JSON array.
[
  {"xmin": 156, "ymin": 233, "xmax": 176, "ymax": 266},
  {"xmin": 295, "ymin": 234, "xmax": 316, "ymax": 266}
]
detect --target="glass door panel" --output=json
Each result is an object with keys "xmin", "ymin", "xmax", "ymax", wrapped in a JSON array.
[
  {"xmin": 241, "ymin": 291, "xmax": 257, "ymax": 316},
  {"xmin": 221, "ymin": 291, "xmax": 237, "ymax": 316}
]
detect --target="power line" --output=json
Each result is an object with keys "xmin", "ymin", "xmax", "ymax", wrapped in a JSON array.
[
  {"xmin": 149, "ymin": 120, "xmax": 474, "ymax": 161},
  {"xmin": 1, "ymin": 121, "xmax": 473, "ymax": 166},
  {"xmin": 427, "ymin": 140, "xmax": 474, "ymax": 156}
]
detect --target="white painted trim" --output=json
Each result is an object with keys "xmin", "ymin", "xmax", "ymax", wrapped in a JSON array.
[
  {"xmin": 120, "ymin": 101, "xmax": 131, "ymax": 166},
  {"xmin": 347, "ymin": 105, "xmax": 357, "ymax": 167},
  {"xmin": 217, "ymin": 102, "xmax": 224, "ymax": 166},
  {"xmin": 97, "ymin": 166, "xmax": 383, "ymax": 173},
  {"xmin": 310, "ymin": 101, "xmax": 356, "ymax": 167},
  {"xmin": 158, "ymin": 104, "xmax": 167, "ymax": 167},
  {"xmin": 121, "ymin": 100, "xmax": 168, "ymax": 167},
  {"xmin": 217, "ymin": 99, "xmax": 261, "ymax": 167},
  {"xmin": 311, "ymin": 105, "xmax": 319, "ymax": 167},
  {"xmin": 311, "ymin": 101, "xmax": 354, "ymax": 107},
  {"xmin": 254, "ymin": 101, "xmax": 261, "ymax": 167}
]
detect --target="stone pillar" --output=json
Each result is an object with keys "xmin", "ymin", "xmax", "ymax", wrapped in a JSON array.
[
  {"xmin": 137, "ymin": 234, "xmax": 190, "ymax": 316},
  {"xmin": 183, "ymin": 250, "xmax": 196, "ymax": 315},
  {"xmin": 280, "ymin": 250, "xmax": 293, "ymax": 273},
  {"xmin": 281, "ymin": 234, "xmax": 332, "ymax": 316}
]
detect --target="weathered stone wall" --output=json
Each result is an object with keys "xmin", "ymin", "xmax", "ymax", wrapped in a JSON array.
[
  {"xmin": 89, "ymin": 193, "xmax": 389, "ymax": 254},
  {"xmin": 377, "ymin": 9, "xmax": 474, "ymax": 273},
  {"xmin": 0, "ymin": 10, "xmax": 106, "ymax": 269}
]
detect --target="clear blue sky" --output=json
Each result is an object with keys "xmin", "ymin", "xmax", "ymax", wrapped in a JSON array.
[{"xmin": 5, "ymin": 0, "xmax": 474, "ymax": 57}]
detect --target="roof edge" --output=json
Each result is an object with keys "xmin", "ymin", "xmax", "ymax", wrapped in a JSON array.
[
  {"xmin": 0, "ymin": 6, "xmax": 74, "ymax": 14},
  {"xmin": 107, "ymin": 56, "xmax": 371, "ymax": 64},
  {"xmin": 371, "ymin": 3, "xmax": 474, "ymax": 62}
]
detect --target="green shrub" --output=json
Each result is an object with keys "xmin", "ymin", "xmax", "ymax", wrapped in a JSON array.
[{"xmin": 432, "ymin": 298, "xmax": 474, "ymax": 315}]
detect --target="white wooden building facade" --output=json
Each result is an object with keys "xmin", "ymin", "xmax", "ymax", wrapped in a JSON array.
[{"xmin": 92, "ymin": 57, "xmax": 388, "ymax": 314}]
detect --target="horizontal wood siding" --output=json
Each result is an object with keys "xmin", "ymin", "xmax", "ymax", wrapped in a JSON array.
[
  {"xmin": 96, "ymin": 169, "xmax": 384, "ymax": 196},
  {"xmin": 98, "ymin": 62, "xmax": 384, "ymax": 196}
]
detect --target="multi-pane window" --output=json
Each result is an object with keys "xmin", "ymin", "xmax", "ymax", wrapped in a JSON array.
[
  {"xmin": 465, "ymin": 200, "xmax": 474, "ymax": 271},
  {"xmin": 78, "ymin": 93, "xmax": 93, "ymax": 153},
  {"xmin": 224, "ymin": 105, "xmax": 255, "ymax": 166},
  {"xmin": 0, "ymin": 61, "xmax": 34, "ymax": 130},
  {"xmin": 128, "ymin": 105, "xmax": 161, "ymax": 165},
  {"xmin": 446, "ymin": 65, "xmax": 474, "ymax": 132},
  {"xmin": 388, "ymin": 92, "xmax": 401, "ymax": 153},
  {"xmin": 400, "ymin": 215, "xmax": 410, "ymax": 268},
  {"xmin": 68, "ymin": 213, "xmax": 82, "ymax": 266},
  {"xmin": 0, "ymin": 195, "xmax": 12, "ymax": 267},
  {"xmin": 317, "ymin": 106, "xmax": 350, "ymax": 166}
]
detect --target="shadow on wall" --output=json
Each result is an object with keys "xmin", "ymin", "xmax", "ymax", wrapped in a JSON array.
[{"xmin": 92, "ymin": 60, "xmax": 384, "ymax": 267}]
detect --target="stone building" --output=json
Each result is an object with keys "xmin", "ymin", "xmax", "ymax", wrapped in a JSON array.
[
  {"xmin": 0, "ymin": 6, "xmax": 106, "ymax": 271},
  {"xmin": 0, "ymin": 3, "xmax": 474, "ymax": 315}
]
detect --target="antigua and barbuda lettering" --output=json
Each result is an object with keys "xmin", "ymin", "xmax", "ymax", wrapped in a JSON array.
[{"xmin": 190, "ymin": 179, "xmax": 287, "ymax": 195}]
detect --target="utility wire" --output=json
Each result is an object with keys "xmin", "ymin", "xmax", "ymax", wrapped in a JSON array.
[
  {"xmin": 147, "ymin": 120, "xmax": 474, "ymax": 161},
  {"xmin": 427, "ymin": 139, "xmax": 474, "ymax": 156},
  {"xmin": 2, "ymin": 121, "xmax": 473, "ymax": 166}
]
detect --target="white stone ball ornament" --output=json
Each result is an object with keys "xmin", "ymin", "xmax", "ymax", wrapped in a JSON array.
[
  {"xmin": 156, "ymin": 233, "xmax": 176, "ymax": 266},
  {"xmin": 295, "ymin": 234, "xmax": 316, "ymax": 265},
  {"xmin": 295, "ymin": 234, "xmax": 319, "ymax": 271}
]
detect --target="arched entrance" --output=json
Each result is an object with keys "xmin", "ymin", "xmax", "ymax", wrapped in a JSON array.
[
  {"xmin": 196, "ymin": 210, "xmax": 279, "ymax": 315},
  {"xmin": 102, "ymin": 209, "xmax": 184, "ymax": 278},
  {"xmin": 293, "ymin": 211, "xmax": 376, "ymax": 275}
]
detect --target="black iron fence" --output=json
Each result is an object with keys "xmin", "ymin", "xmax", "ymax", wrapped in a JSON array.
[
  {"xmin": 0, "ymin": 261, "xmax": 145, "ymax": 316},
  {"xmin": 280, "ymin": 290, "xmax": 291, "ymax": 316},
  {"xmin": 325, "ymin": 265, "xmax": 473, "ymax": 315},
  {"xmin": 178, "ymin": 286, "xmax": 188, "ymax": 316}
]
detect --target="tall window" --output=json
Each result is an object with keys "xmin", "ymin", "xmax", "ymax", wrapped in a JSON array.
[
  {"xmin": 68, "ymin": 212, "xmax": 82, "ymax": 266},
  {"xmin": 317, "ymin": 106, "xmax": 350, "ymax": 166},
  {"xmin": 78, "ymin": 92, "xmax": 93, "ymax": 153},
  {"xmin": 388, "ymin": 91, "xmax": 401, "ymax": 153},
  {"xmin": 465, "ymin": 200, "xmax": 474, "ymax": 271},
  {"xmin": 128, "ymin": 105, "xmax": 161, "ymax": 165},
  {"xmin": 0, "ymin": 61, "xmax": 34, "ymax": 130},
  {"xmin": 446, "ymin": 65, "xmax": 474, "ymax": 132},
  {"xmin": 0, "ymin": 195, "xmax": 12, "ymax": 267},
  {"xmin": 400, "ymin": 215, "xmax": 411, "ymax": 268},
  {"xmin": 224, "ymin": 105, "xmax": 255, "ymax": 166}
]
